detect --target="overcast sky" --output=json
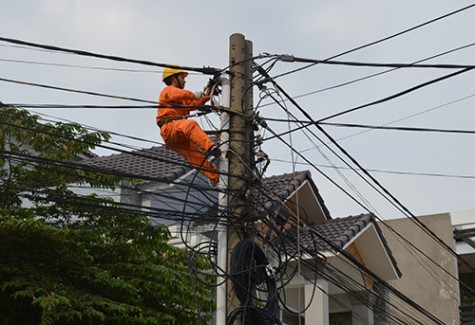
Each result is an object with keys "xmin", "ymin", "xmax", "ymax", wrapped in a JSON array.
[{"xmin": 1, "ymin": 1, "xmax": 474, "ymax": 219}]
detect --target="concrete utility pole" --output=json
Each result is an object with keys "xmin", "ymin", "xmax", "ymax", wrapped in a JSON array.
[{"xmin": 226, "ymin": 33, "xmax": 254, "ymax": 324}]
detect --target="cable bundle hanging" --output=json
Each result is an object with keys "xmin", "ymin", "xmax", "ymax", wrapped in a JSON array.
[{"xmin": 228, "ymin": 238, "xmax": 280, "ymax": 325}]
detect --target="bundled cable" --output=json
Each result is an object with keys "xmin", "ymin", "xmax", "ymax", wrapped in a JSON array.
[{"xmin": 228, "ymin": 239, "xmax": 280, "ymax": 325}]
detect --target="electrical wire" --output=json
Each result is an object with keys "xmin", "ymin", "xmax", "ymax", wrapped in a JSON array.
[
  {"xmin": 261, "ymin": 118, "xmax": 475, "ymax": 138},
  {"xmin": 0, "ymin": 107, "xmax": 227, "ymax": 179},
  {"xmin": 0, "ymin": 76, "xmax": 156, "ymax": 103},
  {"xmin": 271, "ymin": 3, "xmax": 475, "ymax": 80},
  {"xmin": 258, "ymin": 41, "xmax": 475, "ymax": 109},
  {"xmin": 0, "ymin": 57, "xmax": 163, "ymax": 74},
  {"xmin": 267, "ymin": 89, "xmax": 475, "ymax": 158},
  {"xmin": 277, "ymin": 55, "xmax": 475, "ymax": 69},
  {"xmin": 271, "ymin": 159, "xmax": 475, "ymax": 180},
  {"xmin": 328, "ymin": 90, "xmax": 475, "ymax": 143},
  {"xmin": 0, "ymin": 36, "xmax": 221, "ymax": 76},
  {"xmin": 317, "ymin": 67, "xmax": 475, "ymax": 122},
  {"xmin": 6, "ymin": 103, "xmax": 157, "ymax": 109},
  {"xmin": 318, "ymin": 122, "xmax": 475, "ymax": 135}
]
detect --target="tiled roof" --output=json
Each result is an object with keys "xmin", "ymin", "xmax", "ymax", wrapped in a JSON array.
[
  {"xmin": 262, "ymin": 172, "xmax": 310, "ymax": 200},
  {"xmin": 301, "ymin": 213, "xmax": 373, "ymax": 251},
  {"xmin": 79, "ymin": 145, "xmax": 330, "ymax": 223},
  {"xmin": 79, "ymin": 146, "xmax": 191, "ymax": 183},
  {"xmin": 79, "ymin": 146, "xmax": 319, "ymax": 200},
  {"xmin": 281, "ymin": 213, "xmax": 401, "ymax": 278}
]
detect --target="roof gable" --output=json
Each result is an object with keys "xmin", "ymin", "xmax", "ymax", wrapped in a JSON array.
[{"xmin": 283, "ymin": 213, "xmax": 401, "ymax": 279}]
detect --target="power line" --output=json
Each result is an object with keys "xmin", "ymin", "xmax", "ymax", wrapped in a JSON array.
[
  {"xmin": 277, "ymin": 55, "xmax": 475, "ymax": 69},
  {"xmin": 317, "ymin": 94, "xmax": 475, "ymax": 145},
  {"xmin": 258, "ymin": 42, "xmax": 475, "ymax": 109},
  {"xmin": 3, "ymin": 54, "xmax": 468, "ymax": 264},
  {"xmin": 261, "ymin": 98, "xmax": 426, "ymax": 222},
  {"xmin": 317, "ymin": 119, "xmax": 462, "ymax": 253},
  {"xmin": 271, "ymin": 3, "xmax": 475, "ymax": 79},
  {"xmin": 0, "ymin": 110, "xmax": 336, "ymax": 231},
  {"xmin": 0, "ymin": 113, "xmax": 221, "ymax": 182},
  {"xmin": 264, "ymin": 199, "xmax": 450, "ymax": 325},
  {"xmin": 317, "ymin": 67, "xmax": 475, "ymax": 122},
  {"xmin": 37, "ymin": 110, "xmax": 166, "ymax": 148},
  {"xmin": 256, "ymin": 118, "xmax": 376, "ymax": 214},
  {"xmin": 0, "ymin": 76, "xmax": 156, "ymax": 103},
  {"xmin": 318, "ymin": 122, "xmax": 475, "ymax": 135},
  {"xmin": 3, "ymin": 127, "xmax": 392, "ymax": 321},
  {"xmin": 0, "ymin": 36, "xmax": 221, "ymax": 76},
  {"xmin": 0, "ymin": 58, "xmax": 163, "ymax": 74},
  {"xmin": 271, "ymin": 159, "xmax": 475, "ymax": 180},
  {"xmin": 262, "ymin": 117, "xmax": 475, "ymax": 135},
  {"xmin": 5, "ymin": 103, "xmax": 157, "ymax": 109},
  {"xmin": 256, "ymin": 70, "xmax": 418, "ymax": 218},
  {"xmin": 250, "ymin": 209, "xmax": 423, "ymax": 324}
]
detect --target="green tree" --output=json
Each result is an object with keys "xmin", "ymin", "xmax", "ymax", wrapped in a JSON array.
[{"xmin": 0, "ymin": 106, "xmax": 214, "ymax": 324}]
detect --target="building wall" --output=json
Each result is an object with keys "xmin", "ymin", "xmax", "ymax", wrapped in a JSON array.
[{"xmin": 379, "ymin": 213, "xmax": 459, "ymax": 325}]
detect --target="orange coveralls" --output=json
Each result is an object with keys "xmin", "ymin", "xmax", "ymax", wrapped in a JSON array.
[{"xmin": 157, "ymin": 85, "xmax": 219, "ymax": 183}]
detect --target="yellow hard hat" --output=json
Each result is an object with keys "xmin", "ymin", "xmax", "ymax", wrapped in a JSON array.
[{"xmin": 162, "ymin": 66, "xmax": 188, "ymax": 81}]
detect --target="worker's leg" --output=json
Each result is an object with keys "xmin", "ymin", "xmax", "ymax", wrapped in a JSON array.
[
  {"xmin": 175, "ymin": 141, "xmax": 220, "ymax": 183},
  {"xmin": 179, "ymin": 119, "xmax": 216, "ymax": 153},
  {"xmin": 160, "ymin": 121, "xmax": 219, "ymax": 183}
]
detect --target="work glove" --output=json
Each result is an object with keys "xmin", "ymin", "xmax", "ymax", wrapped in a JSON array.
[{"xmin": 194, "ymin": 91, "xmax": 203, "ymax": 100}]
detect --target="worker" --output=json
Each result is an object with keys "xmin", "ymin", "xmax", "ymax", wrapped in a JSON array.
[{"xmin": 157, "ymin": 66, "xmax": 220, "ymax": 185}]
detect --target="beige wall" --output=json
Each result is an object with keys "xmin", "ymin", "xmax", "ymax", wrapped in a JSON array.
[{"xmin": 380, "ymin": 213, "xmax": 459, "ymax": 325}]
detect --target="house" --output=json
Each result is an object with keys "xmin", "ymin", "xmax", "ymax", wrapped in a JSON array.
[{"xmin": 80, "ymin": 145, "xmax": 403, "ymax": 324}]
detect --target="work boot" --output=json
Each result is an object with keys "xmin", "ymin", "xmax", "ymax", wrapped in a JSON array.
[
  {"xmin": 207, "ymin": 144, "xmax": 221, "ymax": 159},
  {"xmin": 206, "ymin": 144, "xmax": 221, "ymax": 167}
]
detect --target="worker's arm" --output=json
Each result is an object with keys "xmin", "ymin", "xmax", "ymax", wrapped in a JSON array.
[{"xmin": 160, "ymin": 86, "xmax": 209, "ymax": 109}]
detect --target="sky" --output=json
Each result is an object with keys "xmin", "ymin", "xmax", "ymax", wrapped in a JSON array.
[{"xmin": 1, "ymin": 0, "xmax": 474, "ymax": 220}]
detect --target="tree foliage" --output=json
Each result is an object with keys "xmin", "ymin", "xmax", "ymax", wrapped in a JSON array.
[{"xmin": 0, "ymin": 106, "xmax": 214, "ymax": 324}]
